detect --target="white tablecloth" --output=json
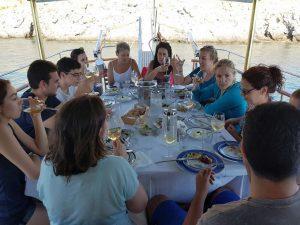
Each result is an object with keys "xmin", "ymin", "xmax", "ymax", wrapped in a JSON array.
[{"xmin": 26, "ymin": 95, "xmax": 247, "ymax": 203}]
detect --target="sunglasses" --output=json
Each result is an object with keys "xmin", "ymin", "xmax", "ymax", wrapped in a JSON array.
[{"xmin": 241, "ymin": 88, "xmax": 255, "ymax": 96}]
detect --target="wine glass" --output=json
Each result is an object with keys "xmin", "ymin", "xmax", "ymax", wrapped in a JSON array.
[
  {"xmin": 211, "ymin": 112, "xmax": 225, "ymax": 132},
  {"xmin": 22, "ymin": 98, "xmax": 44, "ymax": 114},
  {"xmin": 107, "ymin": 105, "xmax": 123, "ymax": 141}
]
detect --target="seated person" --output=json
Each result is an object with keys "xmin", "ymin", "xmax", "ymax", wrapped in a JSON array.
[
  {"xmin": 56, "ymin": 57, "xmax": 81, "ymax": 102},
  {"xmin": 290, "ymin": 89, "xmax": 300, "ymax": 110},
  {"xmin": 57, "ymin": 57, "xmax": 97, "ymax": 103},
  {"xmin": 192, "ymin": 59, "xmax": 247, "ymax": 119},
  {"xmin": 107, "ymin": 42, "xmax": 140, "ymax": 87},
  {"xmin": 38, "ymin": 95, "xmax": 148, "ymax": 224},
  {"xmin": 174, "ymin": 45, "xmax": 218, "ymax": 90},
  {"xmin": 15, "ymin": 60, "xmax": 61, "ymax": 137},
  {"xmin": 0, "ymin": 79, "xmax": 49, "ymax": 225},
  {"xmin": 225, "ymin": 65, "xmax": 284, "ymax": 141},
  {"xmin": 70, "ymin": 47, "xmax": 89, "ymax": 75},
  {"xmin": 144, "ymin": 42, "xmax": 179, "ymax": 85},
  {"xmin": 148, "ymin": 102, "xmax": 300, "ymax": 225}
]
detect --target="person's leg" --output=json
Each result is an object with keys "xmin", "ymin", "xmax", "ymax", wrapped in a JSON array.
[
  {"xmin": 26, "ymin": 202, "xmax": 49, "ymax": 225},
  {"xmin": 206, "ymin": 187, "xmax": 240, "ymax": 210},
  {"xmin": 147, "ymin": 195, "xmax": 187, "ymax": 225}
]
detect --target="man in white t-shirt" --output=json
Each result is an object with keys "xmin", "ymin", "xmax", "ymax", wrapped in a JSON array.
[{"xmin": 56, "ymin": 57, "xmax": 82, "ymax": 103}]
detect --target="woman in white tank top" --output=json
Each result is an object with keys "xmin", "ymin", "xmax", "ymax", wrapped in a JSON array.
[{"xmin": 107, "ymin": 42, "xmax": 140, "ymax": 87}]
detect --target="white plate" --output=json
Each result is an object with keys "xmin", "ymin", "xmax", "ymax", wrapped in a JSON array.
[
  {"xmin": 173, "ymin": 85, "xmax": 186, "ymax": 90},
  {"xmin": 186, "ymin": 127, "xmax": 212, "ymax": 140},
  {"xmin": 105, "ymin": 88, "xmax": 119, "ymax": 96},
  {"xmin": 116, "ymin": 95, "xmax": 132, "ymax": 102}
]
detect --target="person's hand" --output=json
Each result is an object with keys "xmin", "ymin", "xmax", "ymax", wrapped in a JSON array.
[
  {"xmin": 226, "ymin": 124, "xmax": 242, "ymax": 142},
  {"xmin": 195, "ymin": 168, "xmax": 215, "ymax": 197},
  {"xmin": 155, "ymin": 65, "xmax": 169, "ymax": 73},
  {"xmin": 113, "ymin": 139, "xmax": 127, "ymax": 158},
  {"xmin": 225, "ymin": 118, "xmax": 238, "ymax": 128},
  {"xmin": 28, "ymin": 97, "xmax": 45, "ymax": 116},
  {"xmin": 191, "ymin": 76, "xmax": 203, "ymax": 90}
]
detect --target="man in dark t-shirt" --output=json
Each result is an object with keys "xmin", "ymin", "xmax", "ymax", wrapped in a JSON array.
[{"xmin": 15, "ymin": 60, "xmax": 61, "ymax": 138}]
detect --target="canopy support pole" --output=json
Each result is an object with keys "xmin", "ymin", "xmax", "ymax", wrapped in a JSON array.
[
  {"xmin": 244, "ymin": 0, "xmax": 258, "ymax": 71},
  {"xmin": 29, "ymin": 0, "xmax": 45, "ymax": 60}
]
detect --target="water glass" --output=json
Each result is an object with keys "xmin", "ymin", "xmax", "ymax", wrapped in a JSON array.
[
  {"xmin": 162, "ymin": 108, "xmax": 177, "ymax": 145},
  {"xmin": 211, "ymin": 112, "xmax": 225, "ymax": 132},
  {"xmin": 150, "ymin": 89, "xmax": 162, "ymax": 116}
]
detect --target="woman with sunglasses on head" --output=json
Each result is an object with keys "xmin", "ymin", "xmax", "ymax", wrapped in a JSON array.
[
  {"xmin": 192, "ymin": 59, "xmax": 247, "ymax": 120},
  {"xmin": 225, "ymin": 65, "xmax": 284, "ymax": 141},
  {"xmin": 0, "ymin": 79, "xmax": 49, "ymax": 225},
  {"xmin": 38, "ymin": 95, "xmax": 148, "ymax": 225},
  {"xmin": 174, "ymin": 45, "xmax": 218, "ymax": 91},
  {"xmin": 107, "ymin": 42, "xmax": 140, "ymax": 87}
]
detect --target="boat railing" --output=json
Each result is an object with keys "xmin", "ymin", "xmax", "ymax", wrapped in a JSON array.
[{"xmin": 1, "ymin": 47, "xmax": 299, "ymax": 99}]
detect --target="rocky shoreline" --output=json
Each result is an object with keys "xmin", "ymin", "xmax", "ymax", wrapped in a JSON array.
[{"xmin": 0, "ymin": 0, "xmax": 299, "ymax": 42}]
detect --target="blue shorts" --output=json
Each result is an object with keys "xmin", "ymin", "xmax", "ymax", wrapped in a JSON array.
[
  {"xmin": 151, "ymin": 200, "xmax": 187, "ymax": 225},
  {"xmin": 151, "ymin": 190, "xmax": 240, "ymax": 225}
]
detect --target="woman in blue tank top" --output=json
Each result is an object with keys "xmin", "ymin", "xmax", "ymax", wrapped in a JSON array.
[{"xmin": 0, "ymin": 79, "xmax": 49, "ymax": 225}]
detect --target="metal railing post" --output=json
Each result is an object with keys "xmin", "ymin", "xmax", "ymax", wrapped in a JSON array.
[
  {"xmin": 29, "ymin": 0, "xmax": 46, "ymax": 60},
  {"xmin": 244, "ymin": 0, "xmax": 258, "ymax": 71}
]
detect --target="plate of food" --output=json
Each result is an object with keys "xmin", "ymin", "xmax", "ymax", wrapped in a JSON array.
[
  {"xmin": 116, "ymin": 95, "xmax": 132, "ymax": 102},
  {"xmin": 174, "ymin": 89, "xmax": 187, "ymax": 99},
  {"xmin": 102, "ymin": 99, "xmax": 115, "ymax": 108},
  {"xmin": 213, "ymin": 141, "xmax": 243, "ymax": 162},
  {"xmin": 186, "ymin": 127, "xmax": 212, "ymax": 140},
  {"xmin": 173, "ymin": 85, "xmax": 186, "ymax": 90},
  {"xmin": 105, "ymin": 87, "xmax": 120, "ymax": 96},
  {"xmin": 138, "ymin": 124, "xmax": 158, "ymax": 136},
  {"xmin": 177, "ymin": 150, "xmax": 224, "ymax": 174},
  {"xmin": 121, "ymin": 106, "xmax": 148, "ymax": 125},
  {"xmin": 177, "ymin": 100, "xmax": 196, "ymax": 112}
]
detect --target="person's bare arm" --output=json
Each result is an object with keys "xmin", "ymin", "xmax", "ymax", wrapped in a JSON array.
[
  {"xmin": 126, "ymin": 184, "xmax": 148, "ymax": 213},
  {"xmin": 144, "ymin": 61, "xmax": 168, "ymax": 81},
  {"xmin": 0, "ymin": 125, "xmax": 41, "ymax": 180},
  {"xmin": 9, "ymin": 115, "xmax": 48, "ymax": 156},
  {"xmin": 131, "ymin": 59, "xmax": 141, "ymax": 77},
  {"xmin": 183, "ymin": 169, "xmax": 214, "ymax": 225}
]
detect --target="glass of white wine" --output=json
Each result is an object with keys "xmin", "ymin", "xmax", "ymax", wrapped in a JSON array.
[
  {"xmin": 211, "ymin": 112, "xmax": 225, "ymax": 132},
  {"xmin": 107, "ymin": 104, "xmax": 123, "ymax": 141},
  {"xmin": 22, "ymin": 98, "xmax": 44, "ymax": 114}
]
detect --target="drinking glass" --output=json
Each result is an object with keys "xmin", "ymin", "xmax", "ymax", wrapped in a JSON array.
[
  {"xmin": 211, "ymin": 112, "xmax": 225, "ymax": 132},
  {"xmin": 150, "ymin": 89, "xmax": 162, "ymax": 117},
  {"xmin": 22, "ymin": 98, "xmax": 43, "ymax": 114},
  {"xmin": 107, "ymin": 104, "xmax": 123, "ymax": 141},
  {"xmin": 162, "ymin": 108, "xmax": 177, "ymax": 145}
]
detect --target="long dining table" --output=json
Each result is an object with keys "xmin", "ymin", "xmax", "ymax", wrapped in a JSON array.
[{"xmin": 26, "ymin": 87, "xmax": 248, "ymax": 203}]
